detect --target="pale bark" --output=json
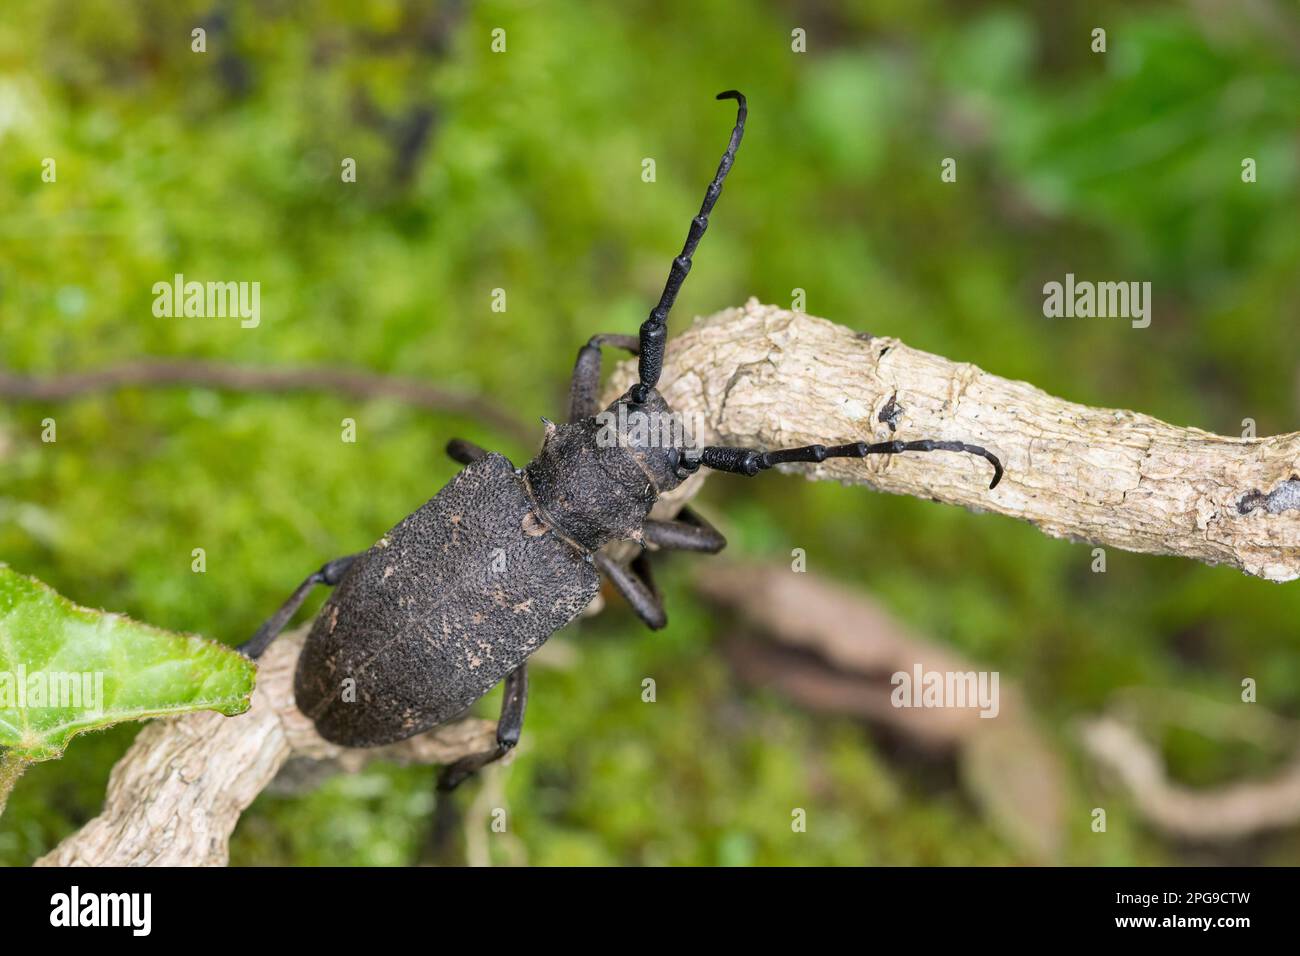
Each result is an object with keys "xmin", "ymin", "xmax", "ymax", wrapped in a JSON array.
[{"xmin": 605, "ymin": 300, "xmax": 1300, "ymax": 583}]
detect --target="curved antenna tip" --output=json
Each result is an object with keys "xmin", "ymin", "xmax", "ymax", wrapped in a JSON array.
[
  {"xmin": 988, "ymin": 457, "xmax": 1004, "ymax": 489},
  {"xmin": 716, "ymin": 89, "xmax": 746, "ymax": 105}
]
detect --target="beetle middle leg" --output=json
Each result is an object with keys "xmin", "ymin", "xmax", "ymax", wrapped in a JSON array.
[
  {"xmin": 446, "ymin": 437, "xmax": 487, "ymax": 465},
  {"xmin": 436, "ymin": 664, "xmax": 529, "ymax": 791},
  {"xmin": 594, "ymin": 510, "xmax": 724, "ymax": 630},
  {"xmin": 237, "ymin": 554, "xmax": 360, "ymax": 659}
]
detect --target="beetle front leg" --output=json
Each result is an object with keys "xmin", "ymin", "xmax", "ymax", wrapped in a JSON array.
[
  {"xmin": 567, "ymin": 333, "xmax": 639, "ymax": 422},
  {"xmin": 641, "ymin": 506, "xmax": 727, "ymax": 554},
  {"xmin": 437, "ymin": 664, "xmax": 529, "ymax": 791},
  {"xmin": 594, "ymin": 551, "xmax": 667, "ymax": 630},
  {"xmin": 237, "ymin": 554, "xmax": 361, "ymax": 659}
]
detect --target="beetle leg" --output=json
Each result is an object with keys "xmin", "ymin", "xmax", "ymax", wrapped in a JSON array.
[
  {"xmin": 446, "ymin": 437, "xmax": 487, "ymax": 465},
  {"xmin": 237, "ymin": 554, "xmax": 361, "ymax": 659},
  {"xmin": 437, "ymin": 664, "xmax": 529, "ymax": 791},
  {"xmin": 641, "ymin": 506, "xmax": 727, "ymax": 554},
  {"xmin": 594, "ymin": 550, "xmax": 667, "ymax": 630},
  {"xmin": 567, "ymin": 333, "xmax": 640, "ymax": 422}
]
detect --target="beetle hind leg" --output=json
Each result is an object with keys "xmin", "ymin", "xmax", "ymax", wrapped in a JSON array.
[{"xmin": 437, "ymin": 664, "xmax": 529, "ymax": 791}]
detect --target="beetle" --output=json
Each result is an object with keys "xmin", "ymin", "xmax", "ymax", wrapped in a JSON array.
[{"xmin": 240, "ymin": 91, "xmax": 1003, "ymax": 790}]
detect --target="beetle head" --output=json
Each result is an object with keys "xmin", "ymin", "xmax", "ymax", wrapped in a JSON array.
[
  {"xmin": 595, "ymin": 387, "xmax": 693, "ymax": 495},
  {"xmin": 523, "ymin": 388, "xmax": 690, "ymax": 551}
]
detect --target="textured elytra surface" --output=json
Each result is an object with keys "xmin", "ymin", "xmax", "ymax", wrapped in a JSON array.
[{"xmin": 295, "ymin": 453, "xmax": 600, "ymax": 747}]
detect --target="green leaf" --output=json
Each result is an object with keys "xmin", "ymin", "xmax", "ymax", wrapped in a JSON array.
[{"xmin": 0, "ymin": 564, "xmax": 256, "ymax": 762}]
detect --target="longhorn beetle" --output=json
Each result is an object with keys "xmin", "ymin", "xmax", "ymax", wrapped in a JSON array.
[{"xmin": 240, "ymin": 91, "xmax": 1003, "ymax": 790}]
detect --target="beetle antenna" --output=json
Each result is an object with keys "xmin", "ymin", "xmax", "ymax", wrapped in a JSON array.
[
  {"xmin": 679, "ymin": 438, "xmax": 1005, "ymax": 490},
  {"xmin": 631, "ymin": 90, "xmax": 747, "ymax": 404}
]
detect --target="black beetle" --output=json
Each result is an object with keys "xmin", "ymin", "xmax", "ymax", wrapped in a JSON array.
[{"xmin": 240, "ymin": 91, "xmax": 1003, "ymax": 790}]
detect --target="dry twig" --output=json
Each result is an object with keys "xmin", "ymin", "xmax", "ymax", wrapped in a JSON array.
[{"xmin": 0, "ymin": 359, "xmax": 533, "ymax": 445}]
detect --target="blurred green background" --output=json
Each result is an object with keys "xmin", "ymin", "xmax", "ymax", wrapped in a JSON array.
[{"xmin": 2, "ymin": 0, "xmax": 1300, "ymax": 865}]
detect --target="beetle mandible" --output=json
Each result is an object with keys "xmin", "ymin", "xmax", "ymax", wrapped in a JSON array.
[{"xmin": 240, "ymin": 91, "xmax": 1003, "ymax": 790}]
